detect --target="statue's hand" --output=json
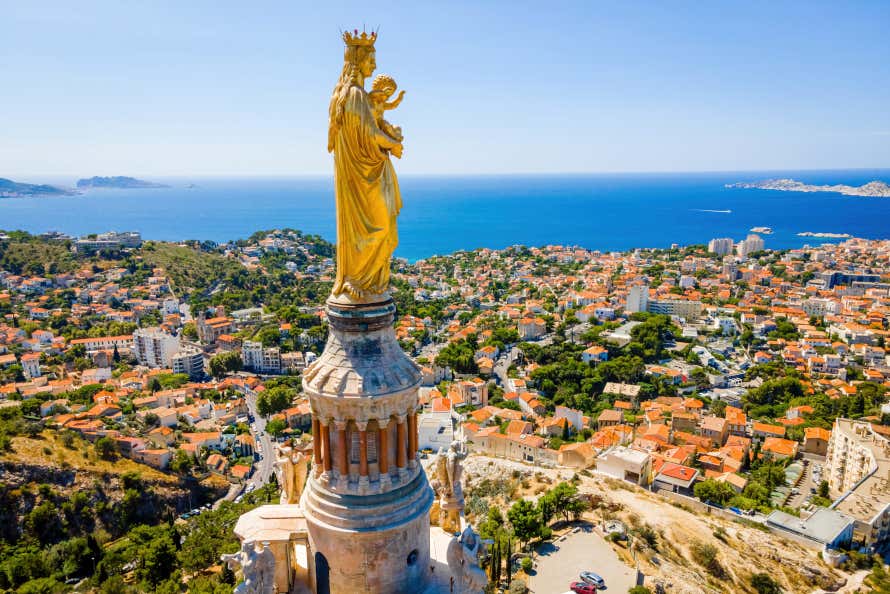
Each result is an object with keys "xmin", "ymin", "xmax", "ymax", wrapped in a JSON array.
[
  {"xmin": 397, "ymin": 90, "xmax": 406, "ymax": 101},
  {"xmin": 391, "ymin": 143, "xmax": 403, "ymax": 159}
]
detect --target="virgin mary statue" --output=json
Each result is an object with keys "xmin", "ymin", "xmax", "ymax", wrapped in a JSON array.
[{"xmin": 328, "ymin": 31, "xmax": 404, "ymax": 300}]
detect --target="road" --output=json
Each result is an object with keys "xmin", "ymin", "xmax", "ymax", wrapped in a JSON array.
[
  {"xmin": 244, "ymin": 389, "xmax": 276, "ymax": 489},
  {"xmin": 529, "ymin": 526, "xmax": 636, "ymax": 594},
  {"xmin": 493, "ymin": 346, "xmax": 519, "ymax": 387}
]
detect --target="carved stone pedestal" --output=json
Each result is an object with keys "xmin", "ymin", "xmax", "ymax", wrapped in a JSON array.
[{"xmin": 301, "ymin": 294, "xmax": 434, "ymax": 593}]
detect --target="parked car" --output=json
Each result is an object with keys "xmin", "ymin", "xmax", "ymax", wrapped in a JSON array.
[
  {"xmin": 580, "ymin": 572, "xmax": 606, "ymax": 589},
  {"xmin": 570, "ymin": 581, "xmax": 597, "ymax": 594}
]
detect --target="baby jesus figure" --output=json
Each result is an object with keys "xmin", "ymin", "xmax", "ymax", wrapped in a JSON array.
[{"xmin": 369, "ymin": 73, "xmax": 405, "ymax": 142}]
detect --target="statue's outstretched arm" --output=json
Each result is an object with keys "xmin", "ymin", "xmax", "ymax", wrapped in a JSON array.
[{"xmin": 383, "ymin": 91, "xmax": 405, "ymax": 110}]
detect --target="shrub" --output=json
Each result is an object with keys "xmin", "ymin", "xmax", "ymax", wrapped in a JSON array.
[
  {"xmin": 690, "ymin": 540, "xmax": 724, "ymax": 577},
  {"xmin": 520, "ymin": 557, "xmax": 532, "ymax": 573},
  {"xmin": 508, "ymin": 578, "xmax": 528, "ymax": 594},
  {"xmin": 750, "ymin": 573, "xmax": 782, "ymax": 594}
]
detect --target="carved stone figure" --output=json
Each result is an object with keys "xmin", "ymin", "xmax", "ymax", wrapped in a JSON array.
[
  {"xmin": 446, "ymin": 525, "xmax": 488, "ymax": 594},
  {"xmin": 328, "ymin": 29, "xmax": 405, "ymax": 299},
  {"xmin": 435, "ymin": 440, "xmax": 467, "ymax": 533},
  {"xmin": 274, "ymin": 443, "xmax": 310, "ymax": 505},
  {"xmin": 221, "ymin": 540, "xmax": 277, "ymax": 594}
]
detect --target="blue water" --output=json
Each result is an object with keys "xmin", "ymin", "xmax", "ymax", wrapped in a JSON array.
[{"xmin": 1, "ymin": 170, "xmax": 889, "ymax": 261}]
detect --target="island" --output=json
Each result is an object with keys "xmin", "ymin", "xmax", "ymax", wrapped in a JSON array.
[
  {"xmin": 0, "ymin": 178, "xmax": 75, "ymax": 198},
  {"xmin": 798, "ymin": 231, "xmax": 852, "ymax": 239},
  {"xmin": 76, "ymin": 176, "xmax": 170, "ymax": 189},
  {"xmin": 727, "ymin": 178, "xmax": 890, "ymax": 197}
]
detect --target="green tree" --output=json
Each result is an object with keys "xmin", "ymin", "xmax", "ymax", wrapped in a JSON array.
[
  {"xmin": 209, "ymin": 351, "xmax": 243, "ymax": 377},
  {"xmin": 266, "ymin": 418, "xmax": 287, "ymax": 438},
  {"xmin": 507, "ymin": 500, "xmax": 542, "ymax": 550},
  {"xmin": 94, "ymin": 436, "xmax": 117, "ymax": 460},
  {"xmin": 170, "ymin": 449, "xmax": 193, "ymax": 474},
  {"xmin": 693, "ymin": 479, "xmax": 736, "ymax": 506}
]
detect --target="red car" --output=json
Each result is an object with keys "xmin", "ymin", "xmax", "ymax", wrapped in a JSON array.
[{"xmin": 570, "ymin": 581, "xmax": 598, "ymax": 594}]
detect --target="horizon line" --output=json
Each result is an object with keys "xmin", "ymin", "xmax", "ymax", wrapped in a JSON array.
[{"xmin": 7, "ymin": 166, "xmax": 890, "ymax": 180}]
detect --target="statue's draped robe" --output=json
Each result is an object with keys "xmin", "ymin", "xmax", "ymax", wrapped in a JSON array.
[{"xmin": 332, "ymin": 83, "xmax": 401, "ymax": 298}]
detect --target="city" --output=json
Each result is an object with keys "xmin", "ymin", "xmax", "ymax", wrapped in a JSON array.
[{"xmin": 1, "ymin": 226, "xmax": 889, "ymax": 593}]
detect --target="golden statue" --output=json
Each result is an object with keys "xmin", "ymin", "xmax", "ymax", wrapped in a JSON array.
[{"xmin": 328, "ymin": 30, "xmax": 405, "ymax": 299}]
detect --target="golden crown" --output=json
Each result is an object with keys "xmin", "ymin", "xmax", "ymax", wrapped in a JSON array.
[{"xmin": 342, "ymin": 29, "xmax": 377, "ymax": 47}]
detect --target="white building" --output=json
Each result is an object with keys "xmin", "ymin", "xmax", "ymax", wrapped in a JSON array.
[
  {"xmin": 826, "ymin": 418, "xmax": 890, "ymax": 550},
  {"xmin": 708, "ymin": 237, "xmax": 734, "ymax": 256},
  {"xmin": 417, "ymin": 412, "xmax": 454, "ymax": 452},
  {"xmin": 596, "ymin": 446, "xmax": 651, "ymax": 486},
  {"xmin": 243, "ymin": 340, "xmax": 282, "ymax": 374},
  {"xmin": 21, "ymin": 353, "xmax": 41, "ymax": 380},
  {"xmin": 171, "ymin": 345, "xmax": 205, "ymax": 379},
  {"xmin": 736, "ymin": 234, "xmax": 765, "ymax": 259},
  {"xmin": 554, "ymin": 405, "xmax": 584, "ymax": 432},
  {"xmin": 133, "ymin": 327, "xmax": 180, "ymax": 368},
  {"xmin": 648, "ymin": 299, "xmax": 703, "ymax": 320},
  {"xmin": 625, "ymin": 284, "xmax": 649, "ymax": 313}
]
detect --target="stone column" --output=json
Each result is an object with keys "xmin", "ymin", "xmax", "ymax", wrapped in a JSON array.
[
  {"xmin": 357, "ymin": 421, "xmax": 369, "ymax": 494},
  {"xmin": 312, "ymin": 417, "xmax": 322, "ymax": 466},
  {"xmin": 358, "ymin": 423, "xmax": 369, "ymax": 476},
  {"xmin": 408, "ymin": 409, "xmax": 418, "ymax": 468},
  {"xmin": 321, "ymin": 420, "xmax": 332, "ymax": 474},
  {"xmin": 396, "ymin": 414, "xmax": 407, "ymax": 479},
  {"xmin": 378, "ymin": 418, "xmax": 390, "ymax": 485},
  {"xmin": 336, "ymin": 420, "xmax": 349, "ymax": 479}
]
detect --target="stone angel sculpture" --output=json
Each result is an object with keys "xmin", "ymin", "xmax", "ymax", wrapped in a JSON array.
[
  {"xmin": 274, "ymin": 442, "xmax": 310, "ymax": 505},
  {"xmin": 221, "ymin": 540, "xmax": 276, "ymax": 594},
  {"xmin": 446, "ymin": 525, "xmax": 488, "ymax": 594}
]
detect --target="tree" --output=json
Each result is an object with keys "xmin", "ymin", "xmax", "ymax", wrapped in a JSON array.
[
  {"xmin": 751, "ymin": 573, "xmax": 782, "ymax": 594},
  {"xmin": 95, "ymin": 436, "xmax": 117, "ymax": 460},
  {"xmin": 538, "ymin": 482, "xmax": 585, "ymax": 524},
  {"xmin": 256, "ymin": 386, "xmax": 296, "ymax": 417},
  {"xmin": 266, "ymin": 418, "xmax": 287, "ymax": 438},
  {"xmin": 170, "ymin": 449, "xmax": 193, "ymax": 474},
  {"xmin": 818, "ymin": 480, "xmax": 829, "ymax": 499},
  {"xmin": 209, "ymin": 351, "xmax": 243, "ymax": 378},
  {"xmin": 693, "ymin": 479, "xmax": 736, "ymax": 506},
  {"xmin": 507, "ymin": 500, "xmax": 542, "ymax": 549}
]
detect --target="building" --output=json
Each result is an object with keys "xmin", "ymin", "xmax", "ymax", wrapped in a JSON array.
[
  {"xmin": 596, "ymin": 446, "xmax": 651, "ymax": 485},
  {"xmin": 625, "ymin": 284, "xmax": 649, "ymax": 313},
  {"xmin": 708, "ymin": 237, "xmax": 734, "ymax": 256},
  {"xmin": 20, "ymin": 352, "xmax": 41, "ymax": 380},
  {"xmin": 803, "ymin": 427, "xmax": 831, "ymax": 456},
  {"xmin": 243, "ymin": 340, "xmax": 282, "ymax": 374},
  {"xmin": 171, "ymin": 345, "xmax": 205, "ymax": 380},
  {"xmin": 766, "ymin": 508, "xmax": 853, "ymax": 551},
  {"xmin": 518, "ymin": 317, "xmax": 546, "ymax": 340},
  {"xmin": 653, "ymin": 462, "xmax": 699, "ymax": 495},
  {"xmin": 736, "ymin": 233, "xmax": 765, "ymax": 259},
  {"xmin": 647, "ymin": 299, "xmax": 703, "ymax": 320},
  {"xmin": 133, "ymin": 327, "xmax": 180, "ymax": 368},
  {"xmin": 73, "ymin": 231, "xmax": 142, "ymax": 253},
  {"xmin": 417, "ymin": 412, "xmax": 454, "ymax": 452},
  {"xmin": 197, "ymin": 314, "xmax": 235, "ymax": 343},
  {"xmin": 825, "ymin": 418, "xmax": 890, "ymax": 550},
  {"xmin": 69, "ymin": 334, "xmax": 133, "ymax": 353}
]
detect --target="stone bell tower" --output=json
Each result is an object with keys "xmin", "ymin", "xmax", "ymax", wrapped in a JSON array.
[{"xmin": 300, "ymin": 294, "xmax": 434, "ymax": 594}]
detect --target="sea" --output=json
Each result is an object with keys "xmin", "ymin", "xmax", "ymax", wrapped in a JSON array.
[{"xmin": 1, "ymin": 169, "xmax": 889, "ymax": 262}]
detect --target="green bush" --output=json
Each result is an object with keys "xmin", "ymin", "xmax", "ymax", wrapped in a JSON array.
[{"xmin": 520, "ymin": 556, "xmax": 532, "ymax": 573}]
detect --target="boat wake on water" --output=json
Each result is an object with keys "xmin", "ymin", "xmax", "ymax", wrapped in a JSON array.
[{"xmin": 692, "ymin": 208, "xmax": 732, "ymax": 213}]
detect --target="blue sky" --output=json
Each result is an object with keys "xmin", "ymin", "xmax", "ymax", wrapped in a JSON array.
[{"xmin": 2, "ymin": 1, "xmax": 888, "ymax": 176}]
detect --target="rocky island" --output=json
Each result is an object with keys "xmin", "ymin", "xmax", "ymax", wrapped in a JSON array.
[
  {"xmin": 0, "ymin": 178, "xmax": 74, "ymax": 198},
  {"xmin": 76, "ymin": 176, "xmax": 170, "ymax": 189},
  {"xmin": 727, "ymin": 178, "xmax": 890, "ymax": 197}
]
